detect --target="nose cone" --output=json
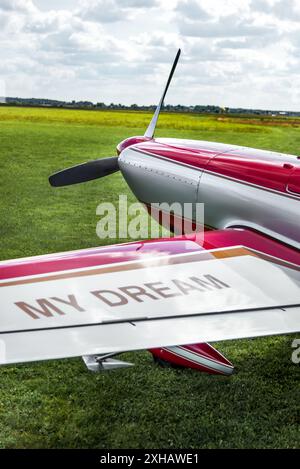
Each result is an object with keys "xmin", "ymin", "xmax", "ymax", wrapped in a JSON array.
[{"xmin": 116, "ymin": 136, "xmax": 150, "ymax": 155}]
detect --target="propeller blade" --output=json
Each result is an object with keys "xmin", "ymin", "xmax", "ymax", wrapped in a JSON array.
[
  {"xmin": 144, "ymin": 48, "xmax": 181, "ymax": 139},
  {"xmin": 49, "ymin": 156, "xmax": 119, "ymax": 187}
]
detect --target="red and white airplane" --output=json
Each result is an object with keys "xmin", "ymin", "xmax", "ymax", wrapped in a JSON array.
[{"xmin": 0, "ymin": 50, "xmax": 299, "ymax": 376}]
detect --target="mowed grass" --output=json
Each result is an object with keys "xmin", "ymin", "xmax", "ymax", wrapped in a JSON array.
[{"xmin": 0, "ymin": 105, "xmax": 299, "ymax": 449}]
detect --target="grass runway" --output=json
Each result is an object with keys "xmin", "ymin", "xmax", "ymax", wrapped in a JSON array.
[{"xmin": 0, "ymin": 106, "xmax": 299, "ymax": 448}]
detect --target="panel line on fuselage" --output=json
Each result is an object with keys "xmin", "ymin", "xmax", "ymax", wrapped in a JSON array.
[{"xmin": 131, "ymin": 148, "xmax": 300, "ymax": 201}]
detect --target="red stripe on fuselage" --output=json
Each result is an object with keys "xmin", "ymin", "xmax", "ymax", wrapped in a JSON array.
[{"xmin": 135, "ymin": 141, "xmax": 300, "ymax": 195}]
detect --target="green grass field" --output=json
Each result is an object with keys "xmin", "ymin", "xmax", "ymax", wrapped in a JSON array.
[{"xmin": 0, "ymin": 106, "xmax": 299, "ymax": 449}]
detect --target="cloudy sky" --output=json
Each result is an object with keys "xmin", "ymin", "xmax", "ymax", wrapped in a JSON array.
[{"xmin": 1, "ymin": 0, "xmax": 300, "ymax": 110}]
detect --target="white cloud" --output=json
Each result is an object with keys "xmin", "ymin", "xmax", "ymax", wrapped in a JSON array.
[
  {"xmin": 77, "ymin": 0, "xmax": 158, "ymax": 23},
  {"xmin": 0, "ymin": 0, "xmax": 299, "ymax": 110},
  {"xmin": 251, "ymin": 0, "xmax": 300, "ymax": 21},
  {"xmin": 0, "ymin": 0, "xmax": 36, "ymax": 13},
  {"xmin": 176, "ymin": 0, "xmax": 211, "ymax": 20},
  {"xmin": 179, "ymin": 14, "xmax": 277, "ymax": 38},
  {"xmin": 78, "ymin": 0, "xmax": 127, "ymax": 23}
]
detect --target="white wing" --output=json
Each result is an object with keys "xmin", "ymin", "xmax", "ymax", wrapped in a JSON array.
[{"xmin": 0, "ymin": 245, "xmax": 299, "ymax": 365}]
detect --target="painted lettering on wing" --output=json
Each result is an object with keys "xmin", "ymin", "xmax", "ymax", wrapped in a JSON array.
[{"xmin": 14, "ymin": 274, "xmax": 230, "ymax": 319}]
